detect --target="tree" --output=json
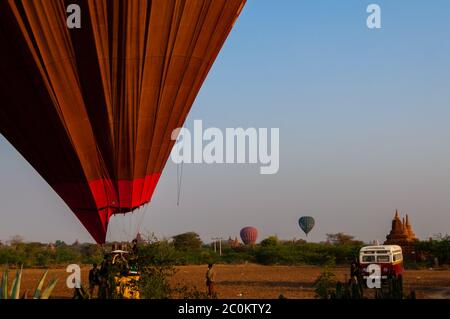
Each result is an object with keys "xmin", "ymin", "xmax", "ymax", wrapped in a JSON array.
[
  {"xmin": 260, "ymin": 236, "xmax": 279, "ymax": 247},
  {"xmin": 415, "ymin": 234, "xmax": 450, "ymax": 265},
  {"xmin": 54, "ymin": 240, "xmax": 67, "ymax": 248},
  {"xmin": 326, "ymin": 233, "xmax": 363, "ymax": 246},
  {"xmin": 172, "ymin": 232, "xmax": 203, "ymax": 251}
]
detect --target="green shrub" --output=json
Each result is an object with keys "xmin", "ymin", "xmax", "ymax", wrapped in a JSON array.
[
  {"xmin": 137, "ymin": 239, "xmax": 178, "ymax": 299},
  {"xmin": 314, "ymin": 270, "xmax": 336, "ymax": 299},
  {"xmin": 139, "ymin": 265, "xmax": 177, "ymax": 299}
]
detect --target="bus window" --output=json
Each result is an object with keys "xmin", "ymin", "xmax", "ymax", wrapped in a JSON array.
[
  {"xmin": 393, "ymin": 253, "xmax": 403, "ymax": 262},
  {"xmin": 377, "ymin": 255, "xmax": 390, "ymax": 263},
  {"xmin": 362, "ymin": 255, "xmax": 375, "ymax": 262}
]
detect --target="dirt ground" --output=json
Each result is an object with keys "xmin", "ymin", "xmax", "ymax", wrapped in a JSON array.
[{"xmin": 3, "ymin": 264, "xmax": 449, "ymax": 299}]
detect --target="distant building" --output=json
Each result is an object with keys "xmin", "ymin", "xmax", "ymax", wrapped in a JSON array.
[
  {"xmin": 135, "ymin": 233, "xmax": 146, "ymax": 244},
  {"xmin": 228, "ymin": 236, "xmax": 240, "ymax": 248},
  {"xmin": 72, "ymin": 239, "xmax": 81, "ymax": 246},
  {"xmin": 384, "ymin": 210, "xmax": 418, "ymax": 259}
]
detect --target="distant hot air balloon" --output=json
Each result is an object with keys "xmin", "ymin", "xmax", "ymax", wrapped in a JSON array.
[
  {"xmin": 298, "ymin": 216, "xmax": 315, "ymax": 236},
  {"xmin": 240, "ymin": 227, "xmax": 258, "ymax": 245},
  {"xmin": 0, "ymin": 0, "xmax": 246, "ymax": 243}
]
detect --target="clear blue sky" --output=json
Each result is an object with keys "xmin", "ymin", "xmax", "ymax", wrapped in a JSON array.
[{"xmin": 1, "ymin": 0, "xmax": 449, "ymax": 244}]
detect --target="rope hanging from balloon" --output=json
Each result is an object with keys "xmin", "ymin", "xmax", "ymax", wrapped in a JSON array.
[
  {"xmin": 177, "ymin": 161, "xmax": 184, "ymax": 206},
  {"xmin": 136, "ymin": 203, "xmax": 150, "ymax": 236},
  {"xmin": 176, "ymin": 131, "xmax": 184, "ymax": 206}
]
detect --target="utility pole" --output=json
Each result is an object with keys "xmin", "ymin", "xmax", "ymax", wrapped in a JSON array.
[
  {"xmin": 211, "ymin": 237, "xmax": 223, "ymax": 256},
  {"xmin": 211, "ymin": 238, "xmax": 217, "ymax": 253}
]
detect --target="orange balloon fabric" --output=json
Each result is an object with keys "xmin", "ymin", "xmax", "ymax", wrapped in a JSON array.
[{"xmin": 0, "ymin": 0, "xmax": 246, "ymax": 243}]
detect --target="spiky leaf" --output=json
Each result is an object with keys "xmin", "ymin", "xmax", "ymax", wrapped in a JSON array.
[
  {"xmin": 40, "ymin": 278, "xmax": 58, "ymax": 299},
  {"xmin": 9, "ymin": 266, "xmax": 23, "ymax": 299},
  {"xmin": 79, "ymin": 285, "xmax": 90, "ymax": 299},
  {"xmin": 33, "ymin": 270, "xmax": 48, "ymax": 299},
  {"xmin": 1, "ymin": 267, "xmax": 8, "ymax": 299},
  {"xmin": 21, "ymin": 289, "xmax": 29, "ymax": 299}
]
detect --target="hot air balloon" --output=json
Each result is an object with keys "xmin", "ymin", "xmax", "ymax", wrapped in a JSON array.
[
  {"xmin": 240, "ymin": 227, "xmax": 258, "ymax": 245},
  {"xmin": 0, "ymin": 0, "xmax": 246, "ymax": 243},
  {"xmin": 298, "ymin": 216, "xmax": 315, "ymax": 236}
]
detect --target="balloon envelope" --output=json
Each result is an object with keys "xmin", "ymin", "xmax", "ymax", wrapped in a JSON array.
[
  {"xmin": 0, "ymin": 0, "xmax": 246, "ymax": 243},
  {"xmin": 240, "ymin": 227, "xmax": 258, "ymax": 245},
  {"xmin": 298, "ymin": 216, "xmax": 315, "ymax": 236}
]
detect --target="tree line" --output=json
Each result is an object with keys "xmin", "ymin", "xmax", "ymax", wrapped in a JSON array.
[{"xmin": 0, "ymin": 233, "xmax": 448, "ymax": 268}]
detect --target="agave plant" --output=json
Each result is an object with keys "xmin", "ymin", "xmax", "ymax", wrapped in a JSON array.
[
  {"xmin": 0, "ymin": 266, "xmax": 58, "ymax": 299},
  {"xmin": 73, "ymin": 284, "xmax": 90, "ymax": 299}
]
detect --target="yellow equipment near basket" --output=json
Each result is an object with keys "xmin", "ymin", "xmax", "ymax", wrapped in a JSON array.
[
  {"xmin": 110, "ymin": 249, "xmax": 141, "ymax": 299},
  {"xmin": 114, "ymin": 275, "xmax": 140, "ymax": 299}
]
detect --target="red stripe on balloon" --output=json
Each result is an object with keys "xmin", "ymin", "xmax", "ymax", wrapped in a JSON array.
[{"xmin": 88, "ymin": 173, "xmax": 161, "ymax": 210}]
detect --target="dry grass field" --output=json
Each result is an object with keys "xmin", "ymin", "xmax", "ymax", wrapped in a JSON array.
[{"xmin": 4, "ymin": 264, "xmax": 449, "ymax": 299}]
